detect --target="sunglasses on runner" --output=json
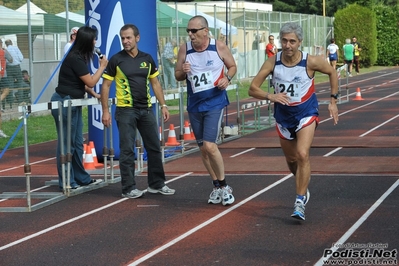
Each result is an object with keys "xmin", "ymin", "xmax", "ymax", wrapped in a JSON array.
[{"xmin": 186, "ymin": 27, "xmax": 206, "ymax": 34}]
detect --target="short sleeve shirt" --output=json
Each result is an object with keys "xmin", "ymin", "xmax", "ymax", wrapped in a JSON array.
[
  {"xmin": 56, "ymin": 52, "xmax": 88, "ymax": 99},
  {"xmin": 102, "ymin": 50, "xmax": 159, "ymax": 108}
]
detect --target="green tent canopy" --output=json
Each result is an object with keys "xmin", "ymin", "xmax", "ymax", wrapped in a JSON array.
[
  {"xmin": 0, "ymin": 5, "xmax": 44, "ymax": 35},
  {"xmin": 156, "ymin": 1, "xmax": 192, "ymax": 28},
  {"xmin": 42, "ymin": 14, "xmax": 84, "ymax": 34}
]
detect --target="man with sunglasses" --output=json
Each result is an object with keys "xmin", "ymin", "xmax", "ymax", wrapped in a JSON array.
[{"xmin": 175, "ymin": 15, "xmax": 237, "ymax": 206}]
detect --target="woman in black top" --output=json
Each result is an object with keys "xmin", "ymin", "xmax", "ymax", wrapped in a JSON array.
[{"xmin": 51, "ymin": 26, "xmax": 108, "ymax": 190}]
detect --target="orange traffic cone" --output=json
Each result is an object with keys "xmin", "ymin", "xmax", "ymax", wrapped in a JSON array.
[
  {"xmin": 89, "ymin": 141, "xmax": 104, "ymax": 168},
  {"xmin": 183, "ymin": 121, "xmax": 195, "ymax": 141},
  {"xmin": 353, "ymin": 87, "xmax": 364, "ymax": 100},
  {"xmin": 165, "ymin": 124, "xmax": 180, "ymax": 146},
  {"xmin": 83, "ymin": 144, "xmax": 96, "ymax": 170}
]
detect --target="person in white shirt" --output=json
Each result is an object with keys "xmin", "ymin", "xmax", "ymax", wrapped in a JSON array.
[
  {"xmin": 5, "ymin": 39, "xmax": 24, "ymax": 103},
  {"xmin": 64, "ymin": 27, "xmax": 79, "ymax": 55},
  {"xmin": 326, "ymin": 38, "xmax": 339, "ymax": 69}
]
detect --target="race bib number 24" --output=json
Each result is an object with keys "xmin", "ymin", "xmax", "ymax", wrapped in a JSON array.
[{"xmin": 189, "ymin": 70, "xmax": 214, "ymax": 93}]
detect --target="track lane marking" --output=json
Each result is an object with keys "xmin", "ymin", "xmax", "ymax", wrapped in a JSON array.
[
  {"xmin": 314, "ymin": 179, "xmax": 399, "ymax": 266},
  {"xmin": 230, "ymin": 148, "xmax": 256, "ymax": 158},
  {"xmin": 323, "ymin": 147, "xmax": 342, "ymax": 157},
  {"xmin": 320, "ymin": 91, "xmax": 399, "ymax": 124},
  {"xmin": 127, "ymin": 174, "xmax": 293, "ymax": 266},
  {"xmin": 359, "ymin": 114, "xmax": 399, "ymax": 137},
  {"xmin": 0, "ymin": 172, "xmax": 193, "ymax": 251}
]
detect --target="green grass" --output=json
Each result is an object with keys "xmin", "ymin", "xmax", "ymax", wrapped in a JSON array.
[
  {"xmin": 0, "ymin": 108, "xmax": 89, "ymax": 150},
  {"xmin": 0, "ymin": 65, "xmax": 392, "ymax": 150}
]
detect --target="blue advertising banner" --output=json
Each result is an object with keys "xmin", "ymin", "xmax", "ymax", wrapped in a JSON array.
[{"xmin": 85, "ymin": 0, "xmax": 157, "ymax": 160}]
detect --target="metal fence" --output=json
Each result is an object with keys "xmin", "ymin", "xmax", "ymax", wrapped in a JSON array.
[{"xmin": 0, "ymin": 3, "xmax": 333, "ymax": 107}]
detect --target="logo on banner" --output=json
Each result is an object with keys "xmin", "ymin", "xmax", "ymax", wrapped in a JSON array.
[{"xmin": 88, "ymin": 1, "xmax": 125, "ymax": 130}]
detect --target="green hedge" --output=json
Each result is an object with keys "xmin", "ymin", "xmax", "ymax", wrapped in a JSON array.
[
  {"xmin": 334, "ymin": 4, "xmax": 377, "ymax": 67},
  {"xmin": 374, "ymin": 4, "xmax": 399, "ymax": 66}
]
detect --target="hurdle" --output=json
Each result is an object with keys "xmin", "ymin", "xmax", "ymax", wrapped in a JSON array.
[
  {"xmin": 240, "ymin": 99, "xmax": 274, "ymax": 135},
  {"xmin": 0, "ymin": 98, "xmax": 111, "ymax": 212},
  {"xmin": 319, "ymin": 64, "xmax": 350, "ymax": 105}
]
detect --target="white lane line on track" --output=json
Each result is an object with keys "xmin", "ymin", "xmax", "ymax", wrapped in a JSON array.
[
  {"xmin": 230, "ymin": 148, "xmax": 256, "ymax": 158},
  {"xmin": 319, "ymin": 91, "xmax": 399, "ymax": 124},
  {"xmin": 323, "ymin": 147, "xmax": 342, "ymax": 157},
  {"xmin": 127, "ymin": 174, "xmax": 293, "ymax": 266},
  {"xmin": 359, "ymin": 114, "xmax": 399, "ymax": 137},
  {"xmin": 0, "ymin": 172, "xmax": 193, "ymax": 251},
  {"xmin": 314, "ymin": 179, "xmax": 399, "ymax": 266},
  {"xmin": 0, "ymin": 157, "xmax": 56, "ymax": 173}
]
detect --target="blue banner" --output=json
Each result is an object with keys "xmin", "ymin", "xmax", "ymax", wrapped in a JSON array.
[{"xmin": 85, "ymin": 0, "xmax": 157, "ymax": 160}]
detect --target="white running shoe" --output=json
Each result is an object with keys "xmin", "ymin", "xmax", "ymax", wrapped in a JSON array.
[
  {"xmin": 122, "ymin": 189, "xmax": 145, "ymax": 199},
  {"xmin": 221, "ymin": 185, "xmax": 235, "ymax": 206},
  {"xmin": 208, "ymin": 188, "xmax": 222, "ymax": 204},
  {"xmin": 147, "ymin": 185, "xmax": 175, "ymax": 195}
]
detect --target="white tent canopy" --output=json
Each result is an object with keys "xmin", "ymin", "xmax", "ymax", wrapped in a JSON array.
[
  {"xmin": 0, "ymin": 5, "xmax": 44, "ymax": 27},
  {"xmin": 187, "ymin": 9, "xmax": 237, "ymax": 35},
  {"xmin": 16, "ymin": 2, "xmax": 47, "ymax": 14},
  {"xmin": 56, "ymin": 11, "xmax": 85, "ymax": 24}
]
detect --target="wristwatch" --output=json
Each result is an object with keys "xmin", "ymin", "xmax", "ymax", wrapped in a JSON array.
[
  {"xmin": 161, "ymin": 104, "xmax": 168, "ymax": 109},
  {"xmin": 226, "ymin": 75, "xmax": 232, "ymax": 82},
  {"xmin": 330, "ymin": 93, "xmax": 339, "ymax": 99}
]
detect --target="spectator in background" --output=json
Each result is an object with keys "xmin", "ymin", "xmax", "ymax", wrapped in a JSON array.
[
  {"xmin": 4, "ymin": 39, "xmax": 23, "ymax": 104},
  {"xmin": 343, "ymin": 38, "xmax": 354, "ymax": 77},
  {"xmin": 252, "ymin": 34, "xmax": 260, "ymax": 50},
  {"xmin": 0, "ymin": 39, "xmax": 13, "ymax": 111},
  {"xmin": 0, "ymin": 86, "xmax": 10, "ymax": 137},
  {"xmin": 21, "ymin": 70, "xmax": 31, "ymax": 103},
  {"xmin": 0, "ymin": 40, "xmax": 12, "ymax": 136},
  {"xmin": 326, "ymin": 38, "xmax": 339, "ymax": 69},
  {"xmin": 352, "ymin": 36, "xmax": 362, "ymax": 75},
  {"xmin": 64, "ymin": 27, "xmax": 79, "ymax": 55},
  {"xmin": 265, "ymin": 35, "xmax": 277, "ymax": 59},
  {"xmin": 161, "ymin": 38, "xmax": 177, "ymax": 90},
  {"xmin": 218, "ymin": 29, "xmax": 226, "ymax": 43}
]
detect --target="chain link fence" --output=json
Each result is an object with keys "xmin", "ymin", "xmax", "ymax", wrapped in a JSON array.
[{"xmin": 0, "ymin": 3, "xmax": 333, "ymax": 109}]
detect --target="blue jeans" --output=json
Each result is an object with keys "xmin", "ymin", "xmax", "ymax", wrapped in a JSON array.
[
  {"xmin": 51, "ymin": 92, "xmax": 92, "ymax": 188},
  {"xmin": 115, "ymin": 107, "xmax": 166, "ymax": 194}
]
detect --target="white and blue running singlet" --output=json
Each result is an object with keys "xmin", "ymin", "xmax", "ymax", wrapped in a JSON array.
[
  {"xmin": 185, "ymin": 38, "xmax": 229, "ymax": 112},
  {"xmin": 272, "ymin": 51, "xmax": 319, "ymax": 129}
]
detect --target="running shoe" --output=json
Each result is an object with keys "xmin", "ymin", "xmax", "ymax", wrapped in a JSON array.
[
  {"xmin": 122, "ymin": 189, "xmax": 145, "ymax": 199},
  {"xmin": 147, "ymin": 185, "xmax": 175, "ymax": 195},
  {"xmin": 304, "ymin": 189, "xmax": 310, "ymax": 206},
  {"xmin": 221, "ymin": 185, "xmax": 235, "ymax": 206},
  {"xmin": 86, "ymin": 179, "xmax": 104, "ymax": 185},
  {"xmin": 208, "ymin": 188, "xmax": 222, "ymax": 204},
  {"xmin": 291, "ymin": 199, "xmax": 305, "ymax": 220}
]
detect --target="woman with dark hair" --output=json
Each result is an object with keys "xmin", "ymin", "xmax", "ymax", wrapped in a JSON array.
[{"xmin": 51, "ymin": 26, "xmax": 108, "ymax": 190}]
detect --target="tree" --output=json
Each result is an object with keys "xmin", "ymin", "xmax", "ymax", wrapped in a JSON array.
[
  {"xmin": 0, "ymin": 0, "xmax": 84, "ymax": 14},
  {"xmin": 334, "ymin": 4, "xmax": 377, "ymax": 67}
]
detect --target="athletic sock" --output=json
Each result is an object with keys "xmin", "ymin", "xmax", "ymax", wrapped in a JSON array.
[
  {"xmin": 296, "ymin": 194, "xmax": 306, "ymax": 202},
  {"xmin": 212, "ymin": 180, "xmax": 220, "ymax": 188},
  {"xmin": 219, "ymin": 179, "xmax": 226, "ymax": 187}
]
